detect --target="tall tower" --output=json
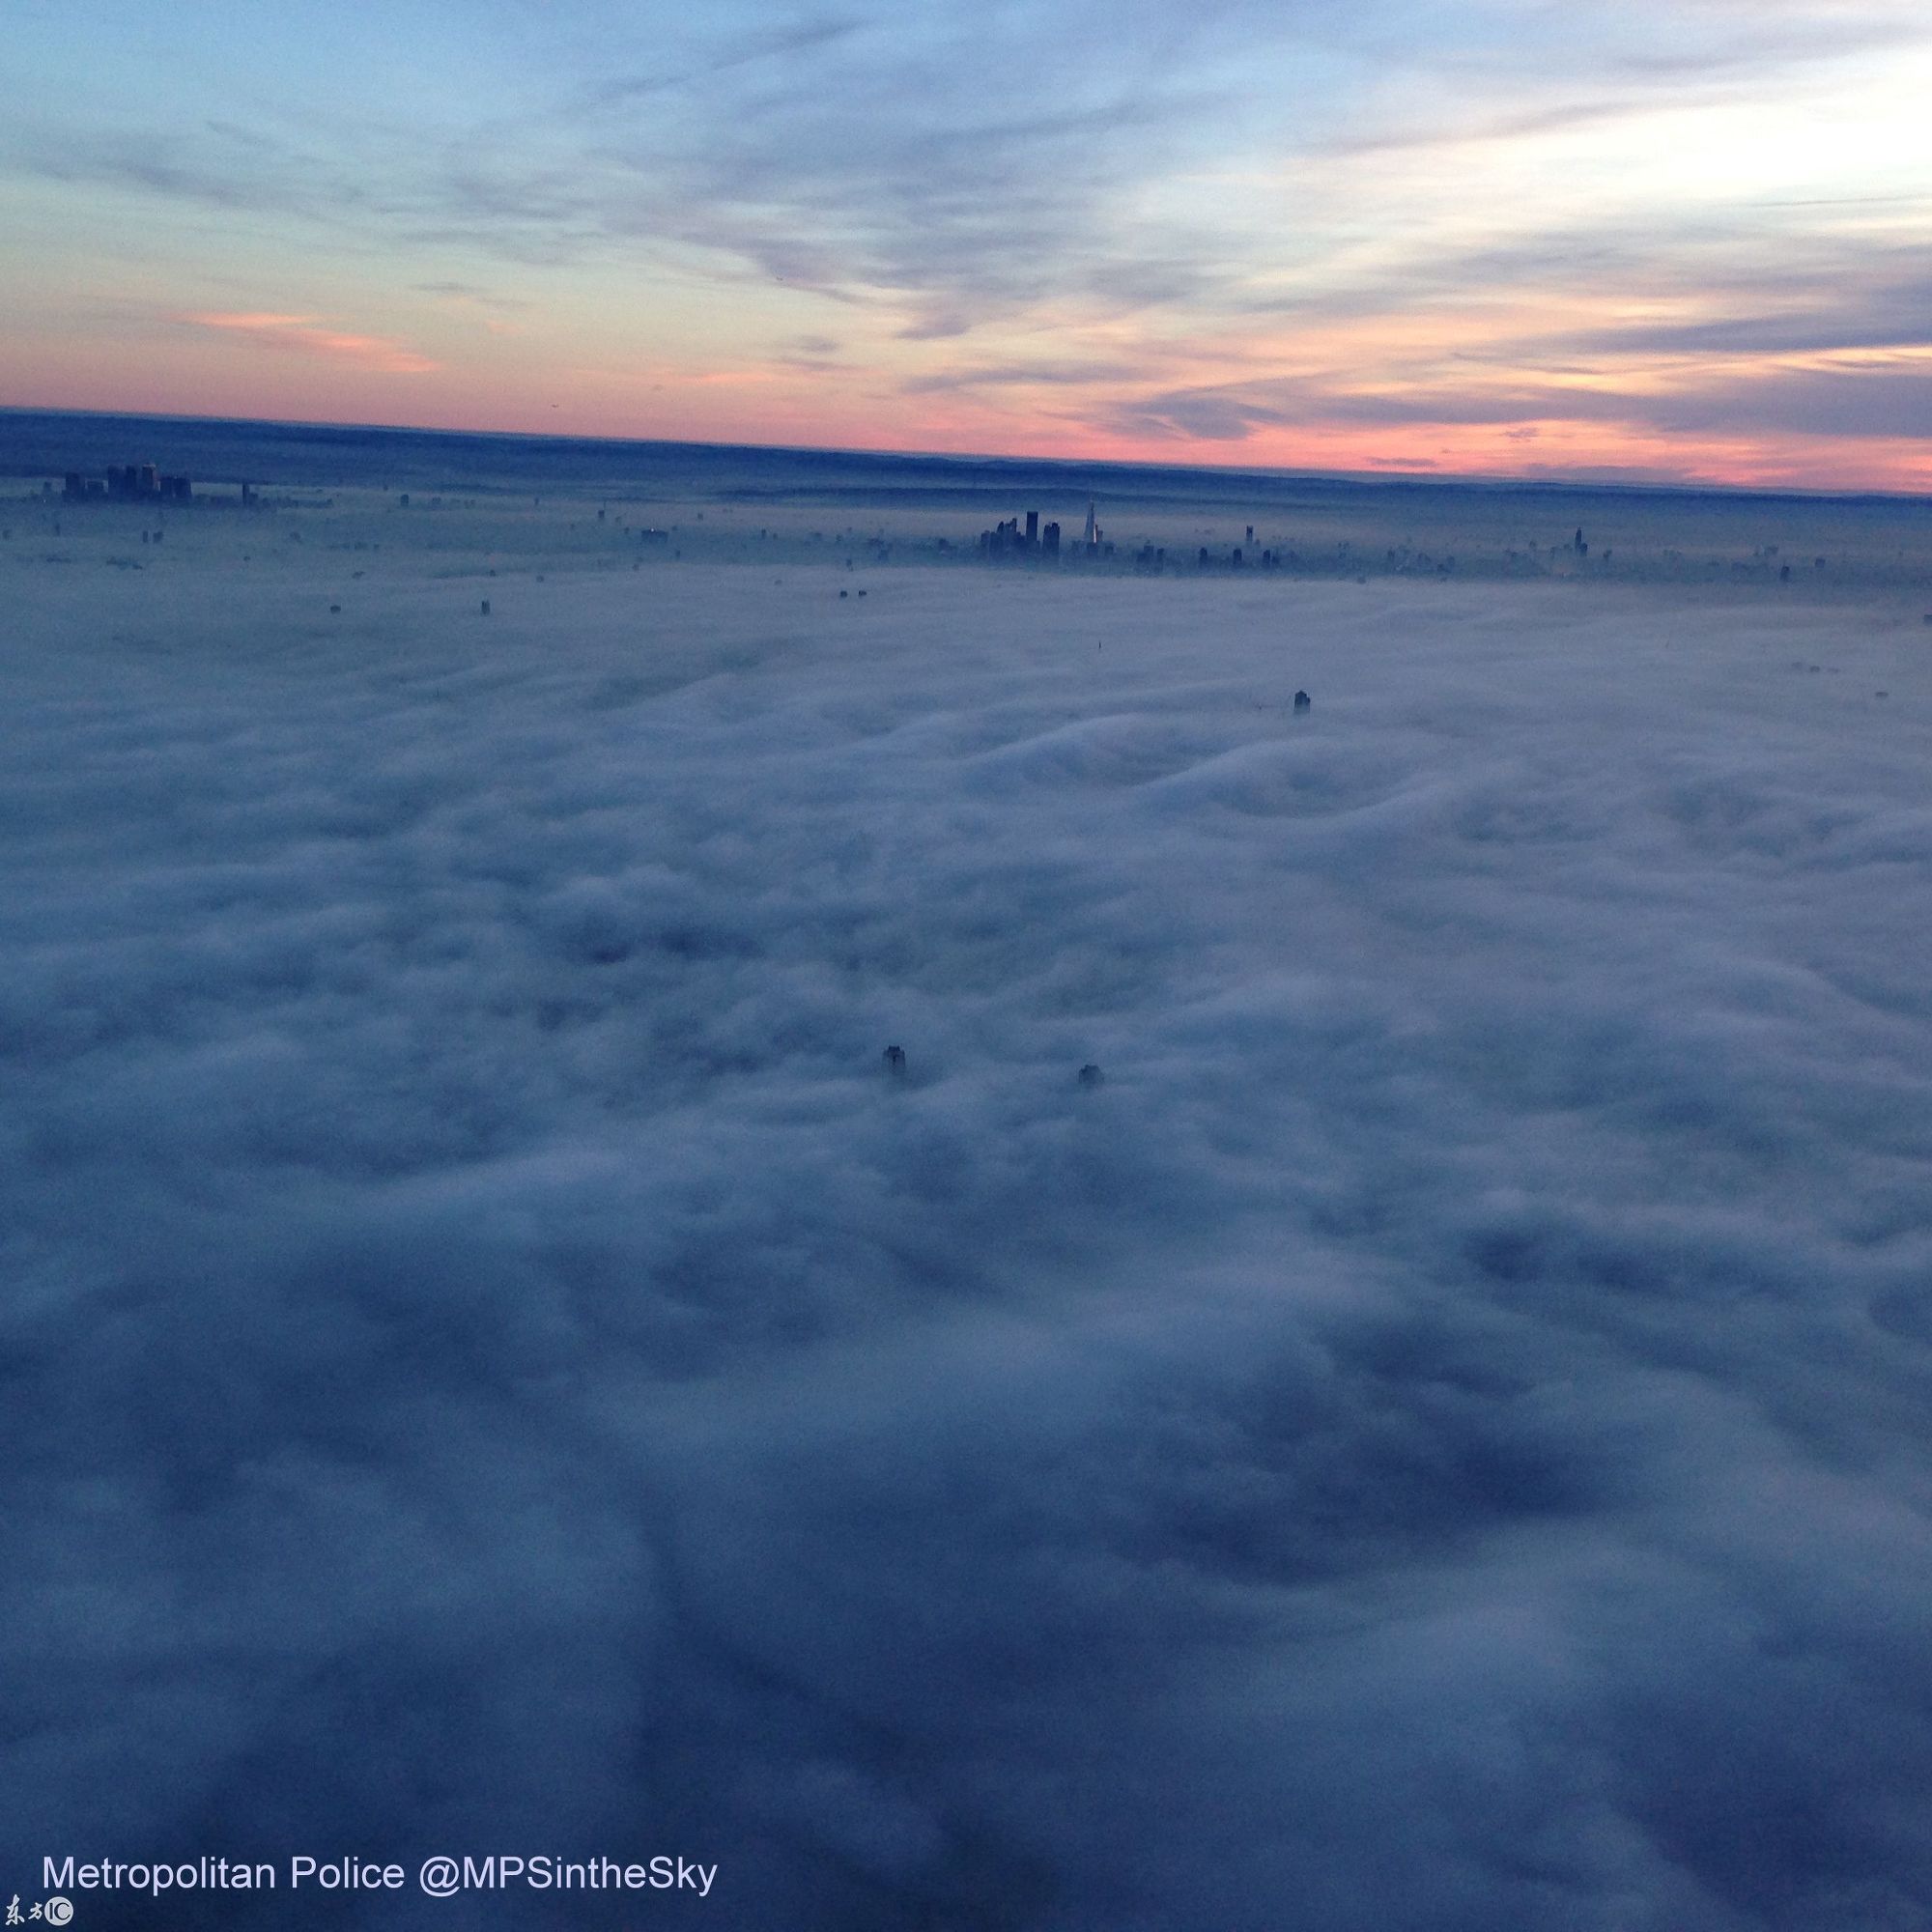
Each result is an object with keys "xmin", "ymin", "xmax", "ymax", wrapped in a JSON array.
[{"xmin": 1084, "ymin": 500, "xmax": 1097, "ymax": 548}]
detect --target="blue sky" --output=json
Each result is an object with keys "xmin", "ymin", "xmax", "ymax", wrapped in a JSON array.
[{"xmin": 4, "ymin": 0, "xmax": 1929, "ymax": 484}]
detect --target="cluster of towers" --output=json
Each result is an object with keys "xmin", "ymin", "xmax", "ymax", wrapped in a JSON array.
[
  {"xmin": 977, "ymin": 501, "xmax": 1110, "ymax": 560},
  {"xmin": 972, "ymin": 504, "xmax": 1350, "ymax": 575},
  {"xmin": 63, "ymin": 464, "xmax": 193, "ymax": 502},
  {"xmin": 980, "ymin": 509, "xmax": 1059, "ymax": 556}
]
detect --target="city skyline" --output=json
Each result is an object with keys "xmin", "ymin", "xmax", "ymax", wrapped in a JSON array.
[{"xmin": 4, "ymin": 0, "xmax": 1929, "ymax": 492}]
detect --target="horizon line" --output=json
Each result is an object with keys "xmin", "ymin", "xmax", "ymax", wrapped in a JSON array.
[{"xmin": 4, "ymin": 401, "xmax": 1929, "ymax": 510}]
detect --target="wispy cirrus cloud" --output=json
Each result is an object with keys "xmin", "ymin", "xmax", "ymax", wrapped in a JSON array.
[
  {"xmin": 5, "ymin": 0, "xmax": 1932, "ymax": 479},
  {"xmin": 180, "ymin": 311, "xmax": 439, "ymax": 373},
  {"xmin": 1096, "ymin": 353, "xmax": 1932, "ymax": 452}
]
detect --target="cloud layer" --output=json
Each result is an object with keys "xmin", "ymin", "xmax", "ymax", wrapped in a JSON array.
[
  {"xmin": 3, "ymin": 526, "xmax": 1931, "ymax": 1925},
  {"xmin": 181, "ymin": 313, "xmax": 440, "ymax": 373}
]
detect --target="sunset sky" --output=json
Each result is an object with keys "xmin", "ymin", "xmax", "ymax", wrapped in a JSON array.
[{"xmin": 4, "ymin": 0, "xmax": 1929, "ymax": 489}]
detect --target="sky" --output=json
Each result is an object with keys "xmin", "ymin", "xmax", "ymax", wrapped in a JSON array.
[{"xmin": 3, "ymin": 0, "xmax": 1930, "ymax": 489}]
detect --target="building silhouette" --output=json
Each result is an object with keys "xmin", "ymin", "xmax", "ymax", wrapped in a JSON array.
[
  {"xmin": 971, "ymin": 507, "xmax": 1094, "ymax": 564},
  {"xmin": 63, "ymin": 463, "xmax": 192, "ymax": 503},
  {"xmin": 978, "ymin": 509, "xmax": 1057, "ymax": 559}
]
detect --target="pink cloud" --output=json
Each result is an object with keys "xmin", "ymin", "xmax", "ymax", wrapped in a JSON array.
[{"xmin": 180, "ymin": 311, "xmax": 439, "ymax": 373}]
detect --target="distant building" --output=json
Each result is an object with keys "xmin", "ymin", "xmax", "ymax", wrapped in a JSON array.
[
  {"xmin": 977, "ymin": 510, "xmax": 1056, "ymax": 559},
  {"xmin": 63, "ymin": 462, "xmax": 190, "ymax": 503}
]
